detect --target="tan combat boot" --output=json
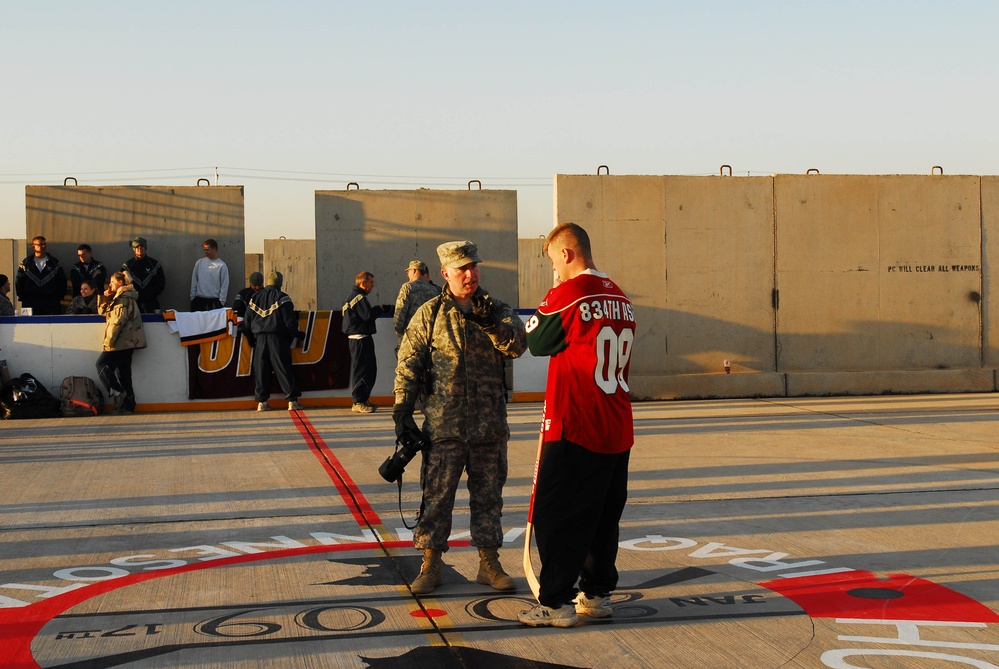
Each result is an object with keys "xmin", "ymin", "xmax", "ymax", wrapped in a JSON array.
[
  {"xmin": 411, "ymin": 549, "xmax": 443, "ymax": 595},
  {"xmin": 476, "ymin": 546, "xmax": 515, "ymax": 591}
]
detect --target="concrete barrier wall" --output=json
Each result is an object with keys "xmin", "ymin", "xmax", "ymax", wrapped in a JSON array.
[
  {"xmin": 244, "ymin": 253, "xmax": 263, "ymax": 285},
  {"xmin": 264, "ymin": 239, "xmax": 317, "ymax": 311},
  {"xmin": 982, "ymin": 176, "xmax": 999, "ymax": 368},
  {"xmin": 0, "ymin": 240, "xmax": 19, "ymax": 306},
  {"xmin": 556, "ymin": 173, "xmax": 996, "ymax": 399},
  {"xmin": 556, "ymin": 175, "xmax": 782, "ymax": 398},
  {"xmin": 315, "ymin": 189, "xmax": 519, "ymax": 311},
  {"xmin": 776, "ymin": 175, "xmax": 982, "ymax": 372},
  {"xmin": 518, "ymin": 237, "xmax": 550, "ymax": 310},
  {"xmin": 24, "ymin": 186, "xmax": 246, "ymax": 312}
]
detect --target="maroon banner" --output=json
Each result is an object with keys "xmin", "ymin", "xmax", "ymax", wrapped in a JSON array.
[{"xmin": 187, "ymin": 311, "xmax": 351, "ymax": 399}]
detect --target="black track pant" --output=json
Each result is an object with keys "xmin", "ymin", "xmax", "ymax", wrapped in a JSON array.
[
  {"xmin": 252, "ymin": 334, "xmax": 301, "ymax": 402},
  {"xmin": 532, "ymin": 439, "xmax": 630, "ymax": 608},
  {"xmin": 348, "ymin": 336, "xmax": 376, "ymax": 404}
]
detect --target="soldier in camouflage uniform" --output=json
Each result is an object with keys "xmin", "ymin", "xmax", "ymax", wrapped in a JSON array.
[
  {"xmin": 393, "ymin": 260, "xmax": 441, "ymax": 344},
  {"xmin": 393, "ymin": 240, "xmax": 527, "ymax": 595}
]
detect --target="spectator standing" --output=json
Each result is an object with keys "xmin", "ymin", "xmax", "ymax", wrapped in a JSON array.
[
  {"xmin": 243, "ymin": 271, "xmax": 304, "ymax": 412},
  {"xmin": 518, "ymin": 223, "xmax": 636, "ymax": 628},
  {"xmin": 70, "ymin": 244, "xmax": 108, "ymax": 296},
  {"xmin": 15, "ymin": 236, "xmax": 67, "ymax": 315},
  {"xmin": 122, "ymin": 237, "xmax": 166, "ymax": 314},
  {"xmin": 96, "ymin": 271, "xmax": 147, "ymax": 414},
  {"xmin": 394, "ymin": 260, "xmax": 441, "ymax": 344},
  {"xmin": 0, "ymin": 274, "xmax": 14, "ymax": 316},
  {"xmin": 342, "ymin": 271, "xmax": 389, "ymax": 413},
  {"xmin": 393, "ymin": 240, "xmax": 527, "ymax": 595},
  {"xmin": 66, "ymin": 279, "xmax": 99, "ymax": 315},
  {"xmin": 189, "ymin": 238, "xmax": 229, "ymax": 311},
  {"xmin": 233, "ymin": 272, "xmax": 264, "ymax": 318}
]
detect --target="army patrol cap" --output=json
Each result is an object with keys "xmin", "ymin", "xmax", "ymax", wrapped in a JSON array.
[
  {"xmin": 130, "ymin": 237, "xmax": 147, "ymax": 248},
  {"xmin": 437, "ymin": 241, "xmax": 482, "ymax": 269},
  {"xmin": 406, "ymin": 260, "xmax": 429, "ymax": 274}
]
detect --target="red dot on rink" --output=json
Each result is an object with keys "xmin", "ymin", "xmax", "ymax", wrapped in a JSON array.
[{"xmin": 411, "ymin": 608, "xmax": 448, "ymax": 618}]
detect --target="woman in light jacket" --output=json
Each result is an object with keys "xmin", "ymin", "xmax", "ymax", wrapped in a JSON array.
[{"xmin": 96, "ymin": 272, "xmax": 146, "ymax": 414}]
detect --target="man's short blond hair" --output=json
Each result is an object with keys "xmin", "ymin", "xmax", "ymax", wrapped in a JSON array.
[{"xmin": 544, "ymin": 222, "xmax": 592, "ymax": 261}]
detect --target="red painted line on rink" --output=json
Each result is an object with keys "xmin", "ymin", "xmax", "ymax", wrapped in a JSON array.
[
  {"xmin": 0, "ymin": 540, "xmax": 411, "ymax": 669},
  {"xmin": 762, "ymin": 571, "xmax": 999, "ymax": 623},
  {"xmin": 290, "ymin": 410, "xmax": 382, "ymax": 528}
]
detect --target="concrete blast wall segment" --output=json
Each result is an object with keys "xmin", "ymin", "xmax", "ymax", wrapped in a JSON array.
[
  {"xmin": 0, "ymin": 239, "xmax": 20, "ymax": 306},
  {"xmin": 264, "ymin": 238, "xmax": 317, "ymax": 311},
  {"xmin": 981, "ymin": 176, "xmax": 999, "ymax": 368},
  {"xmin": 776, "ymin": 175, "xmax": 982, "ymax": 372},
  {"xmin": 519, "ymin": 237, "xmax": 551, "ymax": 309},
  {"xmin": 557, "ymin": 173, "xmax": 994, "ymax": 399},
  {"xmin": 315, "ymin": 189, "xmax": 518, "ymax": 311},
  {"xmin": 25, "ymin": 185, "xmax": 245, "ymax": 312}
]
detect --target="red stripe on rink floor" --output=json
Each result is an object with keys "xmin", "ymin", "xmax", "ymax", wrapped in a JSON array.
[{"xmin": 290, "ymin": 409, "xmax": 382, "ymax": 528}]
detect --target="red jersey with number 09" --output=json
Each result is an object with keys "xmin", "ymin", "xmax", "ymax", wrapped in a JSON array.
[{"xmin": 526, "ymin": 270, "xmax": 635, "ymax": 454}]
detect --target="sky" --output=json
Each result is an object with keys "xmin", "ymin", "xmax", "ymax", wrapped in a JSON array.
[{"xmin": 2, "ymin": 1, "xmax": 997, "ymax": 252}]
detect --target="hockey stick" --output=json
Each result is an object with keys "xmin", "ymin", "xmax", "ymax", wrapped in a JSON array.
[{"xmin": 523, "ymin": 426, "xmax": 544, "ymax": 600}]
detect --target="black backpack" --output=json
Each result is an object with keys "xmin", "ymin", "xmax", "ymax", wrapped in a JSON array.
[{"xmin": 0, "ymin": 373, "xmax": 62, "ymax": 420}]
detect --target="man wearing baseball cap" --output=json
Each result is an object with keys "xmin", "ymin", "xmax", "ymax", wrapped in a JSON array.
[
  {"xmin": 393, "ymin": 259, "xmax": 441, "ymax": 345},
  {"xmin": 121, "ymin": 237, "xmax": 166, "ymax": 314},
  {"xmin": 232, "ymin": 271, "xmax": 265, "ymax": 318},
  {"xmin": 393, "ymin": 240, "xmax": 526, "ymax": 595},
  {"xmin": 243, "ymin": 271, "xmax": 305, "ymax": 412}
]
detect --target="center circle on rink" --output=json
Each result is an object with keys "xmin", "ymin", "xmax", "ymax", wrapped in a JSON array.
[{"xmin": 26, "ymin": 542, "xmax": 825, "ymax": 669}]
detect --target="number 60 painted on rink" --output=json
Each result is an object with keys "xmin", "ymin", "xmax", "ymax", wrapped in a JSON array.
[{"xmin": 595, "ymin": 326, "xmax": 634, "ymax": 395}]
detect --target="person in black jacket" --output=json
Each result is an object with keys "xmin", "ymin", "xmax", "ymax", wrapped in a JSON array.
[
  {"xmin": 341, "ymin": 271, "xmax": 391, "ymax": 413},
  {"xmin": 121, "ymin": 237, "xmax": 166, "ymax": 314},
  {"xmin": 243, "ymin": 271, "xmax": 304, "ymax": 412},
  {"xmin": 15, "ymin": 236, "xmax": 66, "ymax": 315},
  {"xmin": 70, "ymin": 244, "xmax": 108, "ymax": 296},
  {"xmin": 232, "ymin": 272, "xmax": 264, "ymax": 318}
]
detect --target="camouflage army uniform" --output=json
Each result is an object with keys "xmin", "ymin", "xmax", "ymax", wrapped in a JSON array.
[
  {"xmin": 394, "ymin": 284, "xmax": 526, "ymax": 551},
  {"xmin": 394, "ymin": 279, "xmax": 441, "ymax": 339}
]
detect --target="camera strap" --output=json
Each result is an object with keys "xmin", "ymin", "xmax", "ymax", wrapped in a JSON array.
[{"xmin": 394, "ymin": 478, "xmax": 420, "ymax": 530}]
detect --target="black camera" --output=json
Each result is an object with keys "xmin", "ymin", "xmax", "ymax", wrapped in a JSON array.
[{"xmin": 378, "ymin": 428, "xmax": 430, "ymax": 483}]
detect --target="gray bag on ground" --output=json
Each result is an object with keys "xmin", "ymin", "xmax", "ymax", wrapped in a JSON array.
[{"xmin": 60, "ymin": 376, "xmax": 104, "ymax": 417}]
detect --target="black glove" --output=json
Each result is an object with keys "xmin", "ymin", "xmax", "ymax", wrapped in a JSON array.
[
  {"xmin": 393, "ymin": 404, "xmax": 419, "ymax": 440},
  {"xmin": 467, "ymin": 293, "xmax": 497, "ymax": 332},
  {"xmin": 296, "ymin": 330, "xmax": 307, "ymax": 340},
  {"xmin": 243, "ymin": 332, "xmax": 256, "ymax": 348},
  {"xmin": 380, "ymin": 304, "xmax": 395, "ymax": 316}
]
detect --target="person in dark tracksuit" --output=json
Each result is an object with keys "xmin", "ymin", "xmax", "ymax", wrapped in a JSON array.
[
  {"xmin": 121, "ymin": 237, "xmax": 166, "ymax": 314},
  {"xmin": 15, "ymin": 236, "xmax": 66, "ymax": 315},
  {"xmin": 341, "ymin": 271, "xmax": 389, "ymax": 413},
  {"xmin": 242, "ymin": 271, "xmax": 304, "ymax": 412}
]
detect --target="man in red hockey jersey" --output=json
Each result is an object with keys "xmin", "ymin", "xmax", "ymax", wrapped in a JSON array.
[{"xmin": 519, "ymin": 222, "xmax": 636, "ymax": 628}]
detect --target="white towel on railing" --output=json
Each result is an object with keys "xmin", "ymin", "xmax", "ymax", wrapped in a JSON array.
[{"xmin": 165, "ymin": 308, "xmax": 231, "ymax": 346}]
